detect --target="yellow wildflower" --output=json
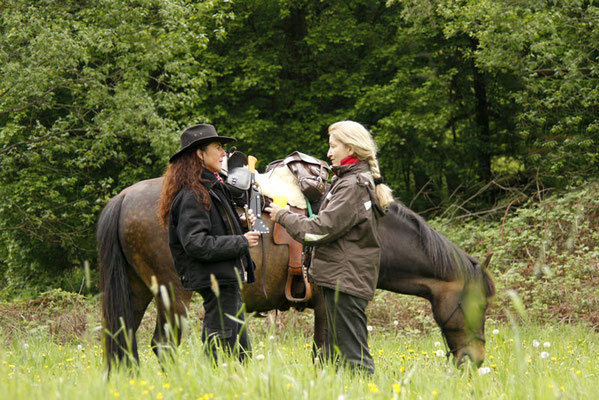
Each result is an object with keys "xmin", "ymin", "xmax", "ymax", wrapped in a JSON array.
[{"xmin": 368, "ymin": 383, "xmax": 379, "ymax": 393}]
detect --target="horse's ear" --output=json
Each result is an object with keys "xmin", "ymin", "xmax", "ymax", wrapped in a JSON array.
[{"xmin": 482, "ymin": 252, "xmax": 493, "ymax": 270}]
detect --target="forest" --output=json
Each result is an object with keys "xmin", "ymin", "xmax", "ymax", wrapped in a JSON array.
[{"xmin": 1, "ymin": 0, "xmax": 598, "ymax": 295}]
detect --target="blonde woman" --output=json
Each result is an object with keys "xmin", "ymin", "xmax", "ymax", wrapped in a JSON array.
[{"xmin": 266, "ymin": 120, "xmax": 393, "ymax": 374}]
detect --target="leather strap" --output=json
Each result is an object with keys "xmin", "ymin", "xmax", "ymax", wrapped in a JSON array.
[{"xmin": 272, "ymin": 206, "xmax": 313, "ymax": 302}]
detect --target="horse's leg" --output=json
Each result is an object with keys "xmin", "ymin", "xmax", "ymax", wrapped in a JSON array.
[
  {"xmin": 127, "ymin": 268, "xmax": 154, "ymax": 345},
  {"xmin": 310, "ymin": 286, "xmax": 328, "ymax": 358},
  {"xmin": 151, "ymin": 284, "xmax": 192, "ymax": 360}
]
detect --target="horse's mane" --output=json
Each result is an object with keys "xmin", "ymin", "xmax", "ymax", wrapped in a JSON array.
[{"xmin": 387, "ymin": 202, "xmax": 495, "ymax": 297}]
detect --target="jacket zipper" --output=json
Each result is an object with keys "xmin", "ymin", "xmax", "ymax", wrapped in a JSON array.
[{"xmin": 218, "ymin": 192, "xmax": 248, "ymax": 282}]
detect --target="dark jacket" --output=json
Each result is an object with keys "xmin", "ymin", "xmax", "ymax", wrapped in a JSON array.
[
  {"xmin": 275, "ymin": 162, "xmax": 384, "ymax": 300},
  {"xmin": 168, "ymin": 170, "xmax": 255, "ymax": 290}
]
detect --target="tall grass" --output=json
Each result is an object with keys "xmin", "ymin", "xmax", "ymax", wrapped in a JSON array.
[
  {"xmin": 2, "ymin": 184, "xmax": 598, "ymax": 398},
  {"xmin": 1, "ymin": 314, "xmax": 597, "ymax": 399}
]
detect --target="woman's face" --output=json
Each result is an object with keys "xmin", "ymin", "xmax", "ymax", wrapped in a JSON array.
[
  {"xmin": 197, "ymin": 142, "xmax": 227, "ymax": 173},
  {"xmin": 327, "ymin": 135, "xmax": 353, "ymax": 166}
]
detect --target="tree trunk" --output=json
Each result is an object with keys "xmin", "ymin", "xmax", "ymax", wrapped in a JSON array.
[{"xmin": 471, "ymin": 39, "xmax": 491, "ymax": 183}]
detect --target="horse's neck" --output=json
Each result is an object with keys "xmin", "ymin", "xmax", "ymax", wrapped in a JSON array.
[{"xmin": 376, "ymin": 213, "xmax": 442, "ymax": 298}]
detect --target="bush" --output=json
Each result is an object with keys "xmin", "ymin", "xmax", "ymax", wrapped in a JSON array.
[{"xmin": 430, "ymin": 181, "xmax": 599, "ymax": 328}]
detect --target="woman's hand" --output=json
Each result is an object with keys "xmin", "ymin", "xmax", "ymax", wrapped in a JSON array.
[
  {"xmin": 244, "ymin": 231, "xmax": 261, "ymax": 247},
  {"xmin": 239, "ymin": 208, "xmax": 257, "ymax": 229},
  {"xmin": 264, "ymin": 203, "xmax": 282, "ymax": 221}
]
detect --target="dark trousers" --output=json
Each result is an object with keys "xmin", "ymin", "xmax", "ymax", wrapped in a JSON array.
[
  {"xmin": 322, "ymin": 286, "xmax": 375, "ymax": 375},
  {"xmin": 197, "ymin": 284, "xmax": 251, "ymax": 363}
]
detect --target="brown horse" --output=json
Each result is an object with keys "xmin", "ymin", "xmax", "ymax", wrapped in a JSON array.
[{"xmin": 97, "ymin": 177, "xmax": 495, "ymax": 371}]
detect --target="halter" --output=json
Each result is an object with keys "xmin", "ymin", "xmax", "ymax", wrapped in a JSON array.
[{"xmin": 438, "ymin": 274, "xmax": 486, "ymax": 359}]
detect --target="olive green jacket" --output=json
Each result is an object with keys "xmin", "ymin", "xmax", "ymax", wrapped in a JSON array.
[{"xmin": 275, "ymin": 162, "xmax": 384, "ymax": 300}]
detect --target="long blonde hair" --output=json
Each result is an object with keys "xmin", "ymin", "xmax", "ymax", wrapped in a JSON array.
[{"xmin": 328, "ymin": 120, "xmax": 394, "ymax": 208}]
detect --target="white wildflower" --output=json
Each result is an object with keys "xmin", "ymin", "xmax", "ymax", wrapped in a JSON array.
[
  {"xmin": 532, "ymin": 340, "xmax": 540, "ymax": 348},
  {"xmin": 540, "ymin": 352, "xmax": 550, "ymax": 359},
  {"xmin": 436, "ymin": 350, "xmax": 445, "ymax": 357},
  {"xmin": 543, "ymin": 342, "xmax": 551, "ymax": 348},
  {"xmin": 367, "ymin": 325, "xmax": 373, "ymax": 332},
  {"xmin": 478, "ymin": 367, "xmax": 491, "ymax": 375},
  {"xmin": 393, "ymin": 320, "xmax": 399, "ymax": 326},
  {"xmin": 23, "ymin": 343, "xmax": 29, "ymax": 350},
  {"xmin": 434, "ymin": 341, "xmax": 441, "ymax": 347},
  {"xmin": 256, "ymin": 354, "xmax": 265, "ymax": 361},
  {"xmin": 269, "ymin": 335, "xmax": 275, "ymax": 341},
  {"xmin": 492, "ymin": 329, "xmax": 499, "ymax": 335}
]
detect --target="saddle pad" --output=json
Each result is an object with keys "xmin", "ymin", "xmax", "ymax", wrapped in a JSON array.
[{"xmin": 254, "ymin": 165, "xmax": 307, "ymax": 209}]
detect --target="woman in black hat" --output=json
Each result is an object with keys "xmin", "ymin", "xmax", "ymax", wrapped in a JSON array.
[{"xmin": 158, "ymin": 123, "xmax": 260, "ymax": 363}]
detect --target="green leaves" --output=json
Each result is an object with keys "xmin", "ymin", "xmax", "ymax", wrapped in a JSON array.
[
  {"xmin": 1, "ymin": 0, "xmax": 598, "ymax": 296},
  {"xmin": 0, "ymin": 0, "xmax": 212, "ymax": 294}
]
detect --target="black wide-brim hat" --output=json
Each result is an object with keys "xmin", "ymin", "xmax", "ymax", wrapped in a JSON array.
[{"xmin": 169, "ymin": 123, "xmax": 237, "ymax": 163}]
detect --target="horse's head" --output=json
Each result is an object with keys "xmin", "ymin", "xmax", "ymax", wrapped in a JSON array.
[{"xmin": 434, "ymin": 254, "xmax": 495, "ymax": 367}]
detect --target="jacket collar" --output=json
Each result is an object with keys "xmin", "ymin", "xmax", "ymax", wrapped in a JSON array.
[
  {"xmin": 332, "ymin": 160, "xmax": 370, "ymax": 177},
  {"xmin": 201, "ymin": 168, "xmax": 220, "ymax": 188}
]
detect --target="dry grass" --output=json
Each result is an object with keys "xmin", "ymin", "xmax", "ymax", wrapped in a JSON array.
[
  {"xmin": 0, "ymin": 289, "xmax": 438, "ymax": 347},
  {"xmin": 0, "ymin": 289, "xmax": 97, "ymax": 344}
]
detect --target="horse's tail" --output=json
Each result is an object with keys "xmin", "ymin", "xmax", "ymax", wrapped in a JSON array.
[{"xmin": 97, "ymin": 192, "xmax": 138, "ymax": 371}]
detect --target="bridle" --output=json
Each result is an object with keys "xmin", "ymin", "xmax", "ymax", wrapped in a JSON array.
[{"xmin": 438, "ymin": 276, "xmax": 486, "ymax": 359}]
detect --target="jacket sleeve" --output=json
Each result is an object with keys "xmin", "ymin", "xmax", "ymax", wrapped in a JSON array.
[
  {"xmin": 175, "ymin": 191, "xmax": 249, "ymax": 262},
  {"xmin": 276, "ymin": 179, "xmax": 363, "ymax": 245}
]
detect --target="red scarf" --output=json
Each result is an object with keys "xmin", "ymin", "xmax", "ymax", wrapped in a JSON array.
[
  {"xmin": 340, "ymin": 156, "xmax": 360, "ymax": 165},
  {"xmin": 214, "ymin": 172, "xmax": 224, "ymax": 183}
]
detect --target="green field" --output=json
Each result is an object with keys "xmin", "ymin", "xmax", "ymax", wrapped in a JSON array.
[
  {"xmin": 1, "ymin": 293, "xmax": 597, "ymax": 400},
  {"xmin": 1, "ymin": 185, "xmax": 598, "ymax": 399}
]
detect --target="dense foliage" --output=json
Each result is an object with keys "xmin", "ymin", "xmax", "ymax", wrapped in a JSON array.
[
  {"xmin": 431, "ymin": 182, "xmax": 599, "ymax": 328},
  {"xmin": 1, "ymin": 0, "xmax": 597, "ymax": 295}
]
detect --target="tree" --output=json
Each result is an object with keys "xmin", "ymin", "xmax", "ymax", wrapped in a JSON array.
[
  {"xmin": 432, "ymin": 0, "xmax": 599, "ymax": 188},
  {"xmin": 2, "ymin": 0, "xmax": 597, "ymax": 295},
  {"xmin": 0, "ymin": 0, "xmax": 218, "ymax": 295}
]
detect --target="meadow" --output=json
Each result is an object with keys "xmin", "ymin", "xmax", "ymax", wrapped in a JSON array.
[
  {"xmin": 2, "ymin": 185, "xmax": 598, "ymax": 399},
  {"xmin": 1, "ymin": 290, "xmax": 597, "ymax": 400}
]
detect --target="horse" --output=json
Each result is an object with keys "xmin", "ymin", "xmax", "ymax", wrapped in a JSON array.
[{"xmin": 97, "ymin": 174, "xmax": 495, "ymax": 371}]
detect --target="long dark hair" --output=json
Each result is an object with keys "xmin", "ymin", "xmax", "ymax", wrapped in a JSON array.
[{"xmin": 158, "ymin": 148, "xmax": 211, "ymax": 228}]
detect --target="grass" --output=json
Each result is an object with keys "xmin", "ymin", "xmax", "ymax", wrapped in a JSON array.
[
  {"xmin": 1, "ymin": 303, "xmax": 598, "ymax": 400},
  {"xmin": 2, "ymin": 184, "xmax": 598, "ymax": 398}
]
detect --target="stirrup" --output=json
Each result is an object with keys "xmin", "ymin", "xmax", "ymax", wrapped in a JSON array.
[{"xmin": 284, "ymin": 265, "xmax": 312, "ymax": 302}]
